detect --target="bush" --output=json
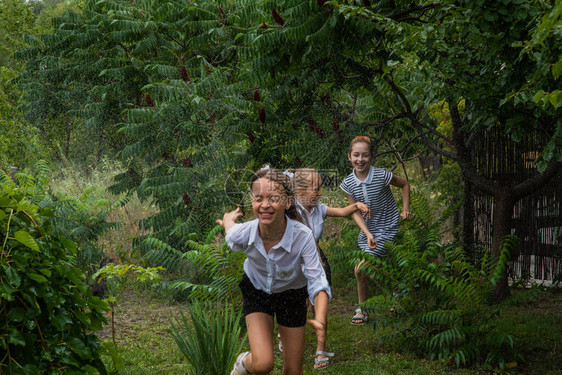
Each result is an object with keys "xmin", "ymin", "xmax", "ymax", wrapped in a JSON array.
[
  {"xmin": 143, "ymin": 225, "xmax": 245, "ymax": 303},
  {"xmin": 169, "ymin": 301, "xmax": 247, "ymax": 375},
  {"xmin": 0, "ymin": 169, "xmax": 109, "ymax": 374},
  {"xmin": 353, "ymin": 192, "xmax": 540, "ymax": 369}
]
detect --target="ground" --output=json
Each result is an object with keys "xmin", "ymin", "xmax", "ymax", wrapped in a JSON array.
[{"xmin": 96, "ymin": 283, "xmax": 562, "ymax": 374}]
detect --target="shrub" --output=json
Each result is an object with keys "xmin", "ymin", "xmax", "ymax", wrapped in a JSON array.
[
  {"xmin": 0, "ymin": 169, "xmax": 109, "ymax": 374},
  {"xmin": 353, "ymin": 192, "xmax": 540, "ymax": 369},
  {"xmin": 169, "ymin": 301, "xmax": 247, "ymax": 375},
  {"xmin": 143, "ymin": 225, "xmax": 245, "ymax": 303},
  {"xmin": 146, "ymin": 225, "xmax": 248, "ymax": 374}
]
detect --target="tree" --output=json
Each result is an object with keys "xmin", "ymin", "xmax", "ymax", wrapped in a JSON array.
[
  {"xmin": 220, "ymin": 0, "xmax": 561, "ymax": 302},
  {"xmin": 16, "ymin": 0, "xmax": 560, "ymax": 303},
  {"xmin": 392, "ymin": 0, "xmax": 562, "ymax": 302},
  {"xmin": 0, "ymin": 0, "xmax": 45, "ymax": 168},
  {"xmin": 0, "ymin": 0, "xmax": 38, "ymax": 69}
]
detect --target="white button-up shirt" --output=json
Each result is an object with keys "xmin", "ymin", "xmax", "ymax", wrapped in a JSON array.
[
  {"xmin": 295, "ymin": 200, "xmax": 328, "ymax": 242},
  {"xmin": 225, "ymin": 217, "xmax": 331, "ymax": 304}
]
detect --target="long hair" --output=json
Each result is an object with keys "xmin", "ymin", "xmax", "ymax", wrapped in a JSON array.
[{"xmin": 250, "ymin": 167, "xmax": 306, "ymax": 225}]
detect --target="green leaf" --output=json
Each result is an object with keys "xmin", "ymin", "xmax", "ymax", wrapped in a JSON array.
[
  {"xmin": 52, "ymin": 313, "xmax": 72, "ymax": 331},
  {"xmin": 0, "ymin": 196, "xmax": 16, "ymax": 208},
  {"xmin": 17, "ymin": 200, "xmax": 38, "ymax": 214},
  {"xmin": 100, "ymin": 341, "xmax": 124, "ymax": 371},
  {"xmin": 59, "ymin": 237, "xmax": 77, "ymax": 254},
  {"xmin": 549, "ymin": 90, "xmax": 561, "ymax": 108},
  {"xmin": 8, "ymin": 328, "xmax": 25, "ymax": 346},
  {"xmin": 14, "ymin": 231, "xmax": 40, "ymax": 251},
  {"xmin": 552, "ymin": 58, "xmax": 562, "ymax": 78},
  {"xmin": 39, "ymin": 268, "xmax": 52, "ymax": 278},
  {"xmin": 68, "ymin": 337, "xmax": 88, "ymax": 357},
  {"xmin": 88, "ymin": 296, "xmax": 109, "ymax": 312},
  {"xmin": 4, "ymin": 266, "xmax": 21, "ymax": 287},
  {"xmin": 0, "ymin": 282, "xmax": 17, "ymax": 300},
  {"xmin": 7, "ymin": 307, "xmax": 25, "ymax": 322},
  {"xmin": 73, "ymin": 309, "xmax": 91, "ymax": 326},
  {"xmin": 534, "ymin": 90, "xmax": 545, "ymax": 103},
  {"xmin": 28, "ymin": 273, "xmax": 48, "ymax": 283}
]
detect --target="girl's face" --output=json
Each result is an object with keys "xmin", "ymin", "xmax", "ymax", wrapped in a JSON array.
[
  {"xmin": 251, "ymin": 177, "xmax": 290, "ymax": 226},
  {"xmin": 296, "ymin": 174, "xmax": 322, "ymax": 209},
  {"xmin": 348, "ymin": 141, "xmax": 372, "ymax": 174}
]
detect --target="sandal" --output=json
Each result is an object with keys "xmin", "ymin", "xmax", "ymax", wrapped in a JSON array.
[
  {"xmin": 351, "ymin": 308, "xmax": 368, "ymax": 325},
  {"xmin": 314, "ymin": 350, "xmax": 334, "ymax": 370},
  {"xmin": 230, "ymin": 351, "xmax": 250, "ymax": 375}
]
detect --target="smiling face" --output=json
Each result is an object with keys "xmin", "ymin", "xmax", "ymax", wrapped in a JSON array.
[
  {"xmin": 251, "ymin": 177, "xmax": 290, "ymax": 227},
  {"xmin": 348, "ymin": 141, "xmax": 372, "ymax": 176}
]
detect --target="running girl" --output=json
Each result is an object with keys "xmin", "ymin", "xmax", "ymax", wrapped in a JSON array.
[
  {"xmin": 293, "ymin": 168, "xmax": 370, "ymax": 369},
  {"xmin": 340, "ymin": 136, "xmax": 412, "ymax": 325},
  {"xmin": 217, "ymin": 167, "xmax": 331, "ymax": 375}
]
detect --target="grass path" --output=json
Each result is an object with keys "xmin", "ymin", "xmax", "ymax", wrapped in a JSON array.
[{"xmin": 97, "ymin": 283, "xmax": 562, "ymax": 374}]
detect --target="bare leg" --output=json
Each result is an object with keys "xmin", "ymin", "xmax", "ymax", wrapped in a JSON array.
[
  {"xmin": 308, "ymin": 291, "xmax": 329, "ymax": 368},
  {"xmin": 234, "ymin": 312, "xmax": 275, "ymax": 375},
  {"xmin": 278, "ymin": 324, "xmax": 305, "ymax": 375},
  {"xmin": 353, "ymin": 259, "xmax": 369, "ymax": 324}
]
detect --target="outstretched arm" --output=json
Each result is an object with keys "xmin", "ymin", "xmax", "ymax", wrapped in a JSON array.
[
  {"xmin": 389, "ymin": 175, "xmax": 412, "ymax": 220},
  {"xmin": 345, "ymin": 194, "xmax": 377, "ymax": 249},
  {"xmin": 216, "ymin": 207, "xmax": 243, "ymax": 233},
  {"xmin": 326, "ymin": 202, "xmax": 370, "ymax": 218}
]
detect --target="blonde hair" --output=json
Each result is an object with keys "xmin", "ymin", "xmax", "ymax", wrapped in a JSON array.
[{"xmin": 293, "ymin": 168, "xmax": 322, "ymax": 191}]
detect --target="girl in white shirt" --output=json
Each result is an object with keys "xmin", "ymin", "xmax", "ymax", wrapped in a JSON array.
[
  {"xmin": 217, "ymin": 167, "xmax": 331, "ymax": 375},
  {"xmin": 293, "ymin": 168, "xmax": 369, "ymax": 370}
]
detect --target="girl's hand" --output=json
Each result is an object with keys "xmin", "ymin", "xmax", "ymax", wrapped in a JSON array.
[
  {"xmin": 366, "ymin": 232, "xmax": 378, "ymax": 249},
  {"xmin": 400, "ymin": 210, "xmax": 412, "ymax": 220},
  {"xmin": 216, "ymin": 207, "xmax": 243, "ymax": 231},
  {"xmin": 356, "ymin": 202, "xmax": 370, "ymax": 218}
]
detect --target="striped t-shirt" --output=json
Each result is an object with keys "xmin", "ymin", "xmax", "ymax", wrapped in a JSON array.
[{"xmin": 340, "ymin": 166, "xmax": 399, "ymax": 256}]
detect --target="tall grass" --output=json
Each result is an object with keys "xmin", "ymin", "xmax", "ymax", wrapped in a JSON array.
[{"xmin": 169, "ymin": 301, "xmax": 247, "ymax": 375}]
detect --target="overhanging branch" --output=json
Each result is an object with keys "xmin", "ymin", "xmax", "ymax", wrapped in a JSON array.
[{"xmin": 512, "ymin": 159, "xmax": 562, "ymax": 200}]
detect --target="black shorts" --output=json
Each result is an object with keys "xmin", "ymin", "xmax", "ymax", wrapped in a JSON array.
[{"xmin": 239, "ymin": 274, "xmax": 308, "ymax": 328}]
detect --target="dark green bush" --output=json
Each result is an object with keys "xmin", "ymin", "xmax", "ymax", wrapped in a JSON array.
[
  {"xmin": 0, "ymin": 170, "xmax": 109, "ymax": 374},
  {"xmin": 351, "ymin": 191, "xmax": 540, "ymax": 369}
]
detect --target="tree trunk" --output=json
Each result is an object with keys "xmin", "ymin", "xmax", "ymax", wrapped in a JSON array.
[
  {"xmin": 488, "ymin": 192, "xmax": 515, "ymax": 303},
  {"xmin": 462, "ymin": 178, "xmax": 475, "ymax": 261},
  {"xmin": 418, "ymin": 154, "xmax": 442, "ymax": 180}
]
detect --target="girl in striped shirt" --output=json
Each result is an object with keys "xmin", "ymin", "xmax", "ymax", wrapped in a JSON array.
[{"xmin": 340, "ymin": 136, "xmax": 412, "ymax": 325}]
